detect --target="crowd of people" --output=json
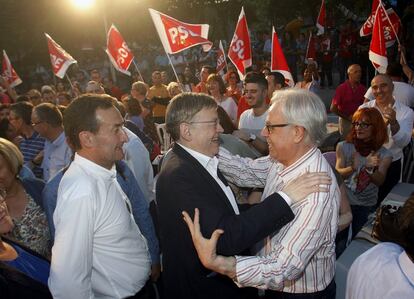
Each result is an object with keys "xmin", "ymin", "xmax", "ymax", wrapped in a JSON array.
[{"xmin": 0, "ymin": 11, "xmax": 413, "ymax": 299}]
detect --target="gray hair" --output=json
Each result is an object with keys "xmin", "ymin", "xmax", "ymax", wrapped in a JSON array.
[
  {"xmin": 271, "ymin": 89, "xmax": 327, "ymax": 146},
  {"xmin": 166, "ymin": 92, "xmax": 217, "ymax": 141}
]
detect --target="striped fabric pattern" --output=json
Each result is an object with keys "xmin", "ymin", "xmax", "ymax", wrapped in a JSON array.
[
  {"xmin": 219, "ymin": 147, "xmax": 340, "ymax": 293},
  {"xmin": 19, "ymin": 132, "xmax": 45, "ymax": 178}
]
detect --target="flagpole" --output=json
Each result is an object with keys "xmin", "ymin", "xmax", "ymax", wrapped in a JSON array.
[
  {"xmin": 65, "ymin": 74, "xmax": 74, "ymax": 90},
  {"xmin": 132, "ymin": 59, "xmax": 145, "ymax": 83},
  {"xmin": 166, "ymin": 52, "xmax": 181, "ymax": 84},
  {"xmin": 379, "ymin": 1, "xmax": 401, "ymax": 47}
]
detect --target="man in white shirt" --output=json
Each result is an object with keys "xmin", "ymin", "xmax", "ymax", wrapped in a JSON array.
[
  {"xmin": 364, "ymin": 62, "xmax": 414, "ymax": 108},
  {"xmin": 49, "ymin": 94, "xmax": 151, "ymax": 298},
  {"xmin": 31, "ymin": 103, "xmax": 72, "ymax": 182},
  {"xmin": 360, "ymin": 74, "xmax": 414, "ymax": 204},
  {"xmin": 235, "ymin": 72, "xmax": 270, "ymax": 156},
  {"xmin": 183, "ymin": 89, "xmax": 340, "ymax": 298}
]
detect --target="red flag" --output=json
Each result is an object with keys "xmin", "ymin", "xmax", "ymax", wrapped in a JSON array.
[
  {"xmin": 216, "ymin": 40, "xmax": 227, "ymax": 76},
  {"xmin": 228, "ymin": 7, "xmax": 252, "ymax": 79},
  {"xmin": 45, "ymin": 33, "xmax": 77, "ymax": 79},
  {"xmin": 360, "ymin": 0, "xmax": 401, "ymax": 48},
  {"xmin": 270, "ymin": 27, "xmax": 294, "ymax": 87},
  {"xmin": 106, "ymin": 24, "xmax": 134, "ymax": 76},
  {"xmin": 2, "ymin": 50, "xmax": 22, "ymax": 88},
  {"xmin": 149, "ymin": 8, "xmax": 212, "ymax": 54},
  {"xmin": 369, "ymin": 5, "xmax": 388, "ymax": 73},
  {"xmin": 316, "ymin": 0, "xmax": 326, "ymax": 36}
]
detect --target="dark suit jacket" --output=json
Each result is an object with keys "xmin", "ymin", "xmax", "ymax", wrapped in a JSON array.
[{"xmin": 156, "ymin": 143, "xmax": 294, "ymax": 299}]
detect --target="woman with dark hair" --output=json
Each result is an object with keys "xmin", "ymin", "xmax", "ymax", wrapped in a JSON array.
[
  {"xmin": 294, "ymin": 63, "xmax": 320, "ymax": 93},
  {"xmin": 225, "ymin": 70, "xmax": 242, "ymax": 103},
  {"xmin": 124, "ymin": 96, "xmax": 144, "ymax": 131},
  {"xmin": 336, "ymin": 107, "xmax": 392, "ymax": 236},
  {"xmin": 207, "ymin": 74, "xmax": 238, "ymax": 125}
]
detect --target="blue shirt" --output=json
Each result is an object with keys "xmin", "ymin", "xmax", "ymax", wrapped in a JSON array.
[
  {"xmin": 346, "ymin": 242, "xmax": 414, "ymax": 298},
  {"xmin": 20, "ymin": 131, "xmax": 45, "ymax": 178},
  {"xmin": 4, "ymin": 241, "xmax": 50, "ymax": 285},
  {"xmin": 41, "ymin": 132, "xmax": 72, "ymax": 182},
  {"xmin": 42, "ymin": 160, "xmax": 160, "ymax": 264}
]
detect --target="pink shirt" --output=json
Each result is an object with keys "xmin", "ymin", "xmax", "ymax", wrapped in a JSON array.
[{"xmin": 332, "ymin": 80, "xmax": 366, "ymax": 117}]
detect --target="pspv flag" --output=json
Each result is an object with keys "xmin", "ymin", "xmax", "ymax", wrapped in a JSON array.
[
  {"xmin": 316, "ymin": 0, "xmax": 326, "ymax": 36},
  {"xmin": 106, "ymin": 24, "xmax": 134, "ymax": 76},
  {"xmin": 216, "ymin": 40, "xmax": 227, "ymax": 76},
  {"xmin": 2, "ymin": 50, "xmax": 22, "ymax": 88},
  {"xmin": 228, "ymin": 7, "xmax": 252, "ymax": 79},
  {"xmin": 45, "ymin": 33, "xmax": 77, "ymax": 79},
  {"xmin": 149, "ymin": 8, "xmax": 212, "ymax": 55},
  {"xmin": 360, "ymin": 0, "xmax": 401, "ymax": 48},
  {"xmin": 270, "ymin": 27, "xmax": 294, "ymax": 87},
  {"xmin": 369, "ymin": 4, "xmax": 388, "ymax": 73}
]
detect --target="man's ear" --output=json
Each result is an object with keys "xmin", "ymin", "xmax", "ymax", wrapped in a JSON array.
[
  {"xmin": 293, "ymin": 125, "xmax": 306, "ymax": 144},
  {"xmin": 179, "ymin": 122, "xmax": 192, "ymax": 142},
  {"xmin": 78, "ymin": 131, "xmax": 95, "ymax": 149}
]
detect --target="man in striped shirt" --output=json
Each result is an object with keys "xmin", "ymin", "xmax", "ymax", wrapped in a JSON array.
[
  {"xmin": 183, "ymin": 89, "xmax": 340, "ymax": 298},
  {"xmin": 9, "ymin": 102, "xmax": 45, "ymax": 178}
]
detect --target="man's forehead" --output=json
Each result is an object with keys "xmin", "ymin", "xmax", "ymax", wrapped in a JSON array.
[
  {"xmin": 245, "ymin": 82, "xmax": 260, "ymax": 89},
  {"xmin": 194, "ymin": 107, "xmax": 217, "ymax": 119},
  {"xmin": 371, "ymin": 76, "xmax": 389, "ymax": 87}
]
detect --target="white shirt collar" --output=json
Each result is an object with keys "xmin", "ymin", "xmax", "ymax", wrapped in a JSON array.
[
  {"xmin": 73, "ymin": 153, "xmax": 117, "ymax": 179},
  {"xmin": 177, "ymin": 142, "xmax": 217, "ymax": 170},
  {"xmin": 399, "ymin": 250, "xmax": 414, "ymax": 286}
]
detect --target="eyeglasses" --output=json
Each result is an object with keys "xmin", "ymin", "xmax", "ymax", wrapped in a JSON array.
[
  {"xmin": 265, "ymin": 123, "xmax": 290, "ymax": 134},
  {"xmin": 188, "ymin": 119, "xmax": 220, "ymax": 127},
  {"xmin": 352, "ymin": 121, "xmax": 372, "ymax": 129}
]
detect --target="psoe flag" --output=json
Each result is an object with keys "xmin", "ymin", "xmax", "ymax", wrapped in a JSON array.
[
  {"xmin": 2, "ymin": 50, "xmax": 22, "ymax": 88},
  {"xmin": 106, "ymin": 24, "xmax": 134, "ymax": 76},
  {"xmin": 228, "ymin": 7, "xmax": 252, "ymax": 79},
  {"xmin": 270, "ymin": 27, "xmax": 294, "ymax": 87},
  {"xmin": 45, "ymin": 33, "xmax": 77, "ymax": 79},
  {"xmin": 149, "ymin": 8, "xmax": 212, "ymax": 55},
  {"xmin": 369, "ymin": 4, "xmax": 388, "ymax": 73}
]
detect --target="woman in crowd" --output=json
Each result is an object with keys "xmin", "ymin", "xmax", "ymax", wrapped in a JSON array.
[
  {"xmin": 225, "ymin": 70, "xmax": 242, "ymax": 103},
  {"xmin": 167, "ymin": 81, "xmax": 183, "ymax": 98},
  {"xmin": 295, "ymin": 63, "xmax": 320, "ymax": 93},
  {"xmin": 0, "ymin": 198, "xmax": 50, "ymax": 289},
  {"xmin": 336, "ymin": 108, "xmax": 392, "ymax": 237},
  {"xmin": 124, "ymin": 96, "xmax": 145, "ymax": 131},
  {"xmin": 0, "ymin": 138, "xmax": 50, "ymax": 258},
  {"xmin": 207, "ymin": 74, "xmax": 238, "ymax": 125}
]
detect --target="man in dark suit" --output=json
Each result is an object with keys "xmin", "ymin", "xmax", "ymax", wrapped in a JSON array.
[{"xmin": 156, "ymin": 93, "xmax": 330, "ymax": 299}]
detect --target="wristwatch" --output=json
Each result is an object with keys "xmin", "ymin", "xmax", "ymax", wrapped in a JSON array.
[{"xmin": 248, "ymin": 133, "xmax": 256, "ymax": 142}]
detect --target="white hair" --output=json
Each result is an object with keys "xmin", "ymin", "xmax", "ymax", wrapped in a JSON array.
[{"xmin": 270, "ymin": 89, "xmax": 327, "ymax": 146}]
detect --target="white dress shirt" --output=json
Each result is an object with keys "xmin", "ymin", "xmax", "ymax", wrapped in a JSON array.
[
  {"xmin": 359, "ymin": 99, "xmax": 414, "ymax": 161},
  {"xmin": 49, "ymin": 154, "xmax": 151, "ymax": 299},
  {"xmin": 178, "ymin": 143, "xmax": 240, "ymax": 214},
  {"xmin": 346, "ymin": 242, "xmax": 414, "ymax": 298},
  {"xmin": 219, "ymin": 147, "xmax": 340, "ymax": 293}
]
